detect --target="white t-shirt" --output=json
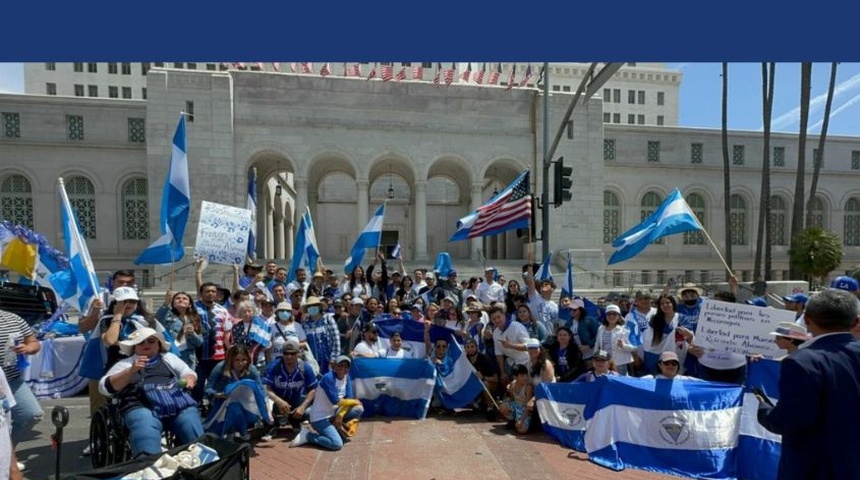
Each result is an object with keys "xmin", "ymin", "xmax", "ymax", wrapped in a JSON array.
[
  {"xmin": 477, "ymin": 281, "xmax": 505, "ymax": 305},
  {"xmin": 309, "ymin": 375, "xmax": 347, "ymax": 422},
  {"xmin": 492, "ymin": 320, "xmax": 530, "ymax": 367},
  {"xmin": 383, "ymin": 348, "xmax": 412, "ymax": 358},
  {"xmin": 641, "ymin": 314, "xmax": 678, "ymax": 355},
  {"xmin": 269, "ymin": 321, "xmax": 307, "ymax": 358},
  {"xmin": 352, "ymin": 340, "xmax": 382, "ymax": 358},
  {"xmin": 527, "ymin": 290, "xmax": 559, "ymax": 336}
]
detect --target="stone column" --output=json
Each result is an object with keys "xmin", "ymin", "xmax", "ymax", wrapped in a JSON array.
[
  {"xmin": 274, "ymin": 211, "xmax": 284, "ymax": 260},
  {"xmin": 414, "ymin": 181, "xmax": 428, "ymax": 262},
  {"xmin": 294, "ymin": 177, "xmax": 309, "ymax": 228},
  {"xmin": 470, "ymin": 183, "xmax": 483, "ymax": 261},
  {"xmin": 264, "ymin": 201, "xmax": 274, "ymax": 259},
  {"xmin": 356, "ymin": 180, "xmax": 369, "ymax": 233}
]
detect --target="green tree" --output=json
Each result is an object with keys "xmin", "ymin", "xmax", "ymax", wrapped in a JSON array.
[
  {"xmin": 789, "ymin": 227, "xmax": 843, "ymax": 288},
  {"xmin": 807, "ymin": 62, "xmax": 838, "ymax": 225}
]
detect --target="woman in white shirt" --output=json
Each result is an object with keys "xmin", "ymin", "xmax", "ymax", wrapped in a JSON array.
[
  {"xmin": 594, "ymin": 305, "xmax": 636, "ymax": 375},
  {"xmin": 641, "ymin": 295, "xmax": 681, "ymax": 375}
]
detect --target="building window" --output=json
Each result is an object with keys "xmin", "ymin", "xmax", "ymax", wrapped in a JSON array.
[
  {"xmin": 809, "ymin": 195, "xmax": 826, "ymax": 229},
  {"xmin": 613, "ymin": 113, "xmax": 621, "ymax": 123},
  {"xmin": 108, "ymin": 86, "xmax": 118, "ymax": 98},
  {"xmin": 173, "ymin": 62, "xmax": 183, "ymax": 69},
  {"xmin": 421, "ymin": 62, "xmax": 432, "ymax": 68},
  {"xmin": 691, "ymin": 143, "xmax": 703, "ymax": 164},
  {"xmin": 770, "ymin": 196, "xmax": 788, "ymax": 245},
  {"xmin": 638, "ymin": 90, "xmax": 645, "ymax": 104},
  {"xmin": 0, "ymin": 175, "xmax": 34, "ymax": 229},
  {"xmin": 552, "ymin": 85, "xmax": 560, "ymax": 92},
  {"xmin": 186, "ymin": 63, "xmax": 197, "ymax": 70},
  {"xmin": 773, "ymin": 146, "xmax": 785, "ymax": 167},
  {"xmin": 121, "ymin": 178, "xmax": 149, "ymax": 240},
  {"xmin": 206, "ymin": 63, "xmax": 217, "ymax": 71},
  {"xmin": 185, "ymin": 101, "xmax": 194, "ymax": 122},
  {"xmin": 121, "ymin": 87, "xmax": 132, "ymax": 99},
  {"xmin": 647, "ymin": 141, "xmax": 661, "ymax": 162},
  {"xmin": 683, "ymin": 193, "xmax": 706, "ymax": 245},
  {"xmin": 128, "ymin": 118, "xmax": 146, "ymax": 143},
  {"xmin": 851, "ymin": 151, "xmax": 860, "ymax": 170},
  {"xmin": 613, "ymin": 89, "xmax": 621, "ymax": 103},
  {"xmin": 154, "ymin": 62, "xmax": 164, "ymax": 68},
  {"xmin": 46, "ymin": 83, "xmax": 56, "ymax": 95},
  {"xmin": 603, "ymin": 112, "xmax": 611, "ymax": 123},
  {"xmin": 66, "ymin": 176, "xmax": 97, "ymax": 239},
  {"xmin": 637, "ymin": 114, "xmax": 645, "ymax": 125},
  {"xmin": 73, "ymin": 63, "xmax": 83, "ymax": 72},
  {"xmin": 604, "ymin": 191, "xmax": 621, "ymax": 244},
  {"xmin": 641, "ymin": 271, "xmax": 651, "ymax": 285},
  {"xmin": 108, "ymin": 63, "xmax": 118, "ymax": 74},
  {"xmin": 74, "ymin": 84, "xmax": 84, "ymax": 97},
  {"xmin": 121, "ymin": 63, "xmax": 131, "ymax": 75},
  {"xmin": 845, "ymin": 198, "xmax": 860, "ymax": 246},
  {"xmin": 562, "ymin": 85, "xmax": 571, "ymax": 92},
  {"xmin": 642, "ymin": 191, "xmax": 664, "ymax": 244},
  {"xmin": 730, "ymin": 194, "xmax": 747, "ymax": 245},
  {"xmin": 656, "ymin": 115, "xmax": 664, "ymax": 126},
  {"xmin": 732, "ymin": 145, "xmax": 745, "ymax": 165},
  {"xmin": 603, "ymin": 88, "xmax": 611, "ymax": 102},
  {"xmin": 141, "ymin": 62, "xmax": 151, "ymax": 75},
  {"xmin": 45, "ymin": 62, "xmax": 56, "ymax": 71},
  {"xmin": 657, "ymin": 91, "xmax": 665, "ymax": 106},
  {"xmin": 87, "ymin": 62, "xmax": 97, "ymax": 73},
  {"xmin": 141, "ymin": 87, "xmax": 147, "ymax": 100},
  {"xmin": 628, "ymin": 114, "xmax": 635, "ymax": 125},
  {"xmin": 2, "ymin": 112, "xmax": 21, "ymax": 138},
  {"xmin": 67, "ymin": 115, "xmax": 84, "ymax": 141},
  {"xmin": 604, "ymin": 139, "xmax": 616, "ymax": 161},
  {"xmin": 88, "ymin": 85, "xmax": 98, "ymax": 97},
  {"xmin": 628, "ymin": 90, "xmax": 636, "ymax": 104},
  {"xmin": 813, "ymin": 148, "xmax": 823, "ymax": 168}
]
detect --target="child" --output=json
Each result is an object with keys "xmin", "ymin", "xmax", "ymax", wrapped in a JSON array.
[{"xmin": 498, "ymin": 364, "xmax": 533, "ymax": 434}]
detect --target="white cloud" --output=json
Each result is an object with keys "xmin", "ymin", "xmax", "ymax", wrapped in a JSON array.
[
  {"xmin": 769, "ymin": 71, "xmax": 860, "ymax": 132},
  {"xmin": 808, "ymin": 91, "xmax": 860, "ymax": 133}
]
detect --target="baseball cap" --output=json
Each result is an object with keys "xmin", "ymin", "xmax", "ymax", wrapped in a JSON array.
[
  {"xmin": 525, "ymin": 338, "xmax": 541, "ymax": 349},
  {"xmin": 746, "ymin": 297, "xmax": 768, "ymax": 307},
  {"xmin": 782, "ymin": 293, "xmax": 809, "ymax": 305},
  {"xmin": 350, "ymin": 298, "xmax": 364, "ymax": 306},
  {"xmin": 363, "ymin": 323, "xmax": 379, "ymax": 333},
  {"xmin": 112, "ymin": 286, "xmax": 139, "ymax": 303},
  {"xmin": 335, "ymin": 355, "xmax": 352, "ymax": 366},
  {"xmin": 605, "ymin": 304, "xmax": 622, "ymax": 315},
  {"xmin": 275, "ymin": 301, "xmax": 292, "ymax": 311},
  {"xmin": 571, "ymin": 298, "xmax": 585, "ymax": 310},
  {"xmin": 831, "ymin": 276, "xmax": 860, "ymax": 292},
  {"xmin": 282, "ymin": 339, "xmax": 300, "ymax": 354},
  {"xmin": 593, "ymin": 349, "xmax": 611, "ymax": 360},
  {"xmin": 659, "ymin": 351, "xmax": 680, "ymax": 363}
]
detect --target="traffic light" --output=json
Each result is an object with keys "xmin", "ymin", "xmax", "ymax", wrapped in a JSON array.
[{"xmin": 553, "ymin": 156, "xmax": 573, "ymax": 207}]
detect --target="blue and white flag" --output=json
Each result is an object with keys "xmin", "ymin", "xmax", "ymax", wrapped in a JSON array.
[
  {"xmin": 289, "ymin": 207, "xmax": 321, "ymax": 282},
  {"xmin": 535, "ymin": 381, "xmax": 601, "ymax": 453},
  {"xmin": 608, "ymin": 189, "xmax": 702, "ymax": 265},
  {"xmin": 246, "ymin": 168, "xmax": 257, "ymax": 262},
  {"xmin": 535, "ymin": 251, "xmax": 554, "ymax": 283},
  {"xmin": 247, "ymin": 315, "xmax": 272, "ymax": 349},
  {"xmin": 344, "ymin": 204, "xmax": 385, "ymax": 274},
  {"xmin": 374, "ymin": 317, "xmax": 428, "ymax": 358},
  {"xmin": 738, "ymin": 359, "xmax": 781, "ymax": 480},
  {"xmin": 351, "ymin": 358, "xmax": 436, "ymax": 419},
  {"xmin": 561, "ymin": 253, "xmax": 574, "ymax": 298},
  {"xmin": 585, "ymin": 376, "xmax": 742, "ymax": 479},
  {"xmin": 433, "ymin": 252, "xmax": 454, "ymax": 278},
  {"xmin": 54, "ymin": 178, "xmax": 101, "ymax": 312},
  {"xmin": 204, "ymin": 379, "xmax": 272, "ymax": 436},
  {"xmin": 431, "ymin": 327, "xmax": 485, "ymax": 409},
  {"xmin": 391, "ymin": 243, "xmax": 402, "ymax": 260},
  {"xmin": 135, "ymin": 115, "xmax": 191, "ymax": 265}
]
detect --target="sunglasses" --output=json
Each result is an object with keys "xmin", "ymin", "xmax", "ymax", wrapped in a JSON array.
[
  {"xmin": 661, "ymin": 361, "xmax": 680, "ymax": 366},
  {"xmin": 283, "ymin": 352, "xmax": 298, "ymax": 356}
]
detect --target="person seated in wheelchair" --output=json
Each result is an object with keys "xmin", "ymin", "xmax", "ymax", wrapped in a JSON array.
[
  {"xmin": 98, "ymin": 328, "xmax": 204, "ymax": 457},
  {"xmin": 204, "ymin": 344, "xmax": 272, "ymax": 442}
]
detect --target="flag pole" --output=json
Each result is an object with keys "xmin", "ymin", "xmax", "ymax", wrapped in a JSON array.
[
  {"xmin": 527, "ymin": 195, "xmax": 536, "ymax": 263},
  {"xmin": 696, "ymin": 224, "xmax": 733, "ymax": 279}
]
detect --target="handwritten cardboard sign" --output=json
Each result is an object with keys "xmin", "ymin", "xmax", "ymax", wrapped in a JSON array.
[
  {"xmin": 193, "ymin": 201, "xmax": 252, "ymax": 265},
  {"xmin": 694, "ymin": 299, "xmax": 798, "ymax": 358}
]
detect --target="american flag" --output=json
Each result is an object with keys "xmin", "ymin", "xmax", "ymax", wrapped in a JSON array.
[
  {"xmin": 505, "ymin": 64, "xmax": 517, "ymax": 91},
  {"xmin": 461, "ymin": 62, "xmax": 472, "ymax": 83},
  {"xmin": 443, "ymin": 62, "xmax": 455, "ymax": 86},
  {"xmin": 272, "ymin": 62, "xmax": 281, "ymax": 72},
  {"xmin": 433, "ymin": 63, "xmax": 442, "ymax": 87},
  {"xmin": 395, "ymin": 67, "xmax": 407, "ymax": 81},
  {"xmin": 450, "ymin": 170, "xmax": 532, "ymax": 240},
  {"xmin": 367, "ymin": 63, "xmax": 377, "ymax": 80},
  {"xmin": 381, "ymin": 64, "xmax": 394, "ymax": 82},
  {"xmin": 473, "ymin": 63, "xmax": 486, "ymax": 85},
  {"xmin": 301, "ymin": 63, "xmax": 312, "ymax": 74},
  {"xmin": 320, "ymin": 63, "xmax": 331, "ymax": 76},
  {"xmin": 290, "ymin": 63, "xmax": 297, "ymax": 73},
  {"xmin": 349, "ymin": 63, "xmax": 361, "ymax": 77},
  {"xmin": 413, "ymin": 64, "xmax": 424, "ymax": 80},
  {"xmin": 488, "ymin": 63, "xmax": 502, "ymax": 85},
  {"xmin": 519, "ymin": 64, "xmax": 532, "ymax": 88}
]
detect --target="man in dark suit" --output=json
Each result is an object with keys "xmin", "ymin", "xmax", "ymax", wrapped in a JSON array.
[{"xmin": 757, "ymin": 288, "xmax": 860, "ymax": 480}]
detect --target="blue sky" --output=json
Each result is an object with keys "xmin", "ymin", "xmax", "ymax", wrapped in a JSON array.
[{"xmin": 2, "ymin": 62, "xmax": 859, "ymax": 137}]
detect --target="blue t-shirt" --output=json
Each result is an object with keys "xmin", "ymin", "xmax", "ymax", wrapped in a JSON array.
[{"xmin": 263, "ymin": 359, "xmax": 318, "ymax": 406}]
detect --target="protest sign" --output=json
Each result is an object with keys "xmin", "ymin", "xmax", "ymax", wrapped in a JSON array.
[
  {"xmin": 194, "ymin": 201, "xmax": 252, "ymax": 265},
  {"xmin": 694, "ymin": 299, "xmax": 797, "ymax": 358}
]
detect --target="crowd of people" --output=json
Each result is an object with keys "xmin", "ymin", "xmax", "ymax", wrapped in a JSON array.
[{"xmin": 2, "ymin": 251, "xmax": 860, "ymax": 477}]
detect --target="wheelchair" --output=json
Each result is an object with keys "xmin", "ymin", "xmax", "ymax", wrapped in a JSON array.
[{"xmin": 88, "ymin": 401, "xmax": 177, "ymax": 468}]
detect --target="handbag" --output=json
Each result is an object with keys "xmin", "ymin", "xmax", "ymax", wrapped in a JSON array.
[{"xmin": 142, "ymin": 381, "xmax": 197, "ymax": 419}]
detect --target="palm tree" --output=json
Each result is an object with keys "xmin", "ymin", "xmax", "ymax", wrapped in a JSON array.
[
  {"xmin": 764, "ymin": 63, "xmax": 776, "ymax": 279},
  {"xmin": 807, "ymin": 62, "xmax": 838, "ymax": 226},
  {"xmin": 755, "ymin": 63, "xmax": 775, "ymax": 279},
  {"xmin": 721, "ymin": 62, "xmax": 733, "ymax": 273},
  {"xmin": 789, "ymin": 227, "xmax": 843, "ymax": 289},
  {"xmin": 789, "ymin": 63, "xmax": 812, "ymax": 279}
]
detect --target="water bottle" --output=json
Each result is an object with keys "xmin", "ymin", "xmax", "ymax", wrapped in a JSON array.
[{"xmin": 14, "ymin": 336, "xmax": 29, "ymax": 370}]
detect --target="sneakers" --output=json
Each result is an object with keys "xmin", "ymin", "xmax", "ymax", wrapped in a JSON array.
[
  {"xmin": 16, "ymin": 461, "xmax": 24, "ymax": 471},
  {"xmin": 290, "ymin": 424, "xmax": 311, "ymax": 448},
  {"xmin": 82, "ymin": 444, "xmax": 92, "ymax": 456},
  {"xmin": 260, "ymin": 428, "xmax": 278, "ymax": 442}
]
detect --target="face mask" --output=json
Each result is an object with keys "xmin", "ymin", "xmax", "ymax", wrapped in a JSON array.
[
  {"xmin": 307, "ymin": 306, "xmax": 320, "ymax": 316},
  {"xmin": 683, "ymin": 299, "xmax": 698, "ymax": 306},
  {"xmin": 277, "ymin": 311, "xmax": 291, "ymax": 321}
]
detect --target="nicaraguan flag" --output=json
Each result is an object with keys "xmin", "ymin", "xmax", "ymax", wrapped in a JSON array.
[
  {"xmin": 535, "ymin": 381, "xmax": 601, "ymax": 452},
  {"xmin": 374, "ymin": 317, "xmax": 427, "ymax": 358},
  {"xmin": 204, "ymin": 379, "xmax": 272, "ymax": 436},
  {"xmin": 561, "ymin": 253, "xmax": 574, "ymax": 298},
  {"xmin": 535, "ymin": 251, "xmax": 554, "ymax": 283},
  {"xmin": 344, "ymin": 204, "xmax": 385, "ymax": 274},
  {"xmin": 351, "ymin": 358, "xmax": 436, "ymax": 419},
  {"xmin": 289, "ymin": 207, "xmax": 321, "ymax": 282},
  {"xmin": 608, "ymin": 188, "xmax": 702, "ymax": 265},
  {"xmin": 430, "ymin": 327, "xmax": 485, "ymax": 409},
  {"xmin": 391, "ymin": 243, "xmax": 402, "ymax": 259},
  {"xmin": 738, "ymin": 359, "xmax": 781, "ymax": 480},
  {"xmin": 55, "ymin": 178, "xmax": 101, "ymax": 312},
  {"xmin": 584, "ymin": 376, "xmax": 742, "ymax": 479},
  {"xmin": 433, "ymin": 252, "xmax": 454, "ymax": 278},
  {"xmin": 246, "ymin": 168, "xmax": 257, "ymax": 262},
  {"xmin": 135, "ymin": 115, "xmax": 191, "ymax": 265},
  {"xmin": 247, "ymin": 315, "xmax": 272, "ymax": 349}
]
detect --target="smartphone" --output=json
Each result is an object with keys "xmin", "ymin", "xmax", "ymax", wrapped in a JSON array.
[{"xmin": 751, "ymin": 386, "xmax": 774, "ymax": 406}]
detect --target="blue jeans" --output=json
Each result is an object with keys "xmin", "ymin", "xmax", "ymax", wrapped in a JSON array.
[
  {"xmin": 8, "ymin": 376, "xmax": 43, "ymax": 443},
  {"xmin": 307, "ymin": 404, "xmax": 364, "ymax": 451},
  {"xmin": 124, "ymin": 406, "xmax": 204, "ymax": 456}
]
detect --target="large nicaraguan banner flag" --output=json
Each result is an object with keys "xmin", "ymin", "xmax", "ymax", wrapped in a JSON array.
[
  {"xmin": 374, "ymin": 316, "xmax": 429, "ymax": 359},
  {"xmin": 351, "ymin": 358, "xmax": 436, "ymax": 419},
  {"xmin": 535, "ymin": 380, "xmax": 601, "ymax": 453},
  {"xmin": 737, "ymin": 359, "xmax": 781, "ymax": 480},
  {"xmin": 584, "ymin": 376, "xmax": 743, "ymax": 479}
]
